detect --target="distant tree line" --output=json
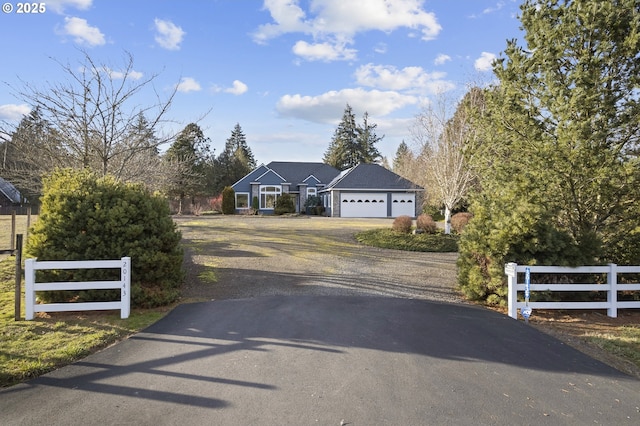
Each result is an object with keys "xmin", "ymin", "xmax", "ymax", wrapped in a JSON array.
[{"xmin": 0, "ymin": 51, "xmax": 256, "ymax": 214}]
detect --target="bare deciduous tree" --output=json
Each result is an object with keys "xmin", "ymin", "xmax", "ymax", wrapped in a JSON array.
[
  {"xmin": 3, "ymin": 50, "xmax": 178, "ymax": 195},
  {"xmin": 411, "ymin": 89, "xmax": 483, "ymax": 234}
]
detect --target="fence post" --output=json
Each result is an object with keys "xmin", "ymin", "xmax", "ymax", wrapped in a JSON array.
[
  {"xmin": 14, "ymin": 234, "xmax": 23, "ymax": 321},
  {"xmin": 505, "ymin": 263, "xmax": 518, "ymax": 319},
  {"xmin": 607, "ymin": 263, "xmax": 617, "ymax": 318},
  {"xmin": 10, "ymin": 211, "xmax": 16, "ymax": 250},
  {"xmin": 25, "ymin": 258, "xmax": 35, "ymax": 320},
  {"xmin": 121, "ymin": 257, "xmax": 131, "ymax": 319}
]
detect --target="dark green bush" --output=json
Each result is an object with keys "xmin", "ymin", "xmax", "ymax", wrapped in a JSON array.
[
  {"xmin": 356, "ymin": 229, "xmax": 458, "ymax": 252},
  {"xmin": 252, "ymin": 196, "xmax": 259, "ymax": 214},
  {"xmin": 274, "ymin": 193, "xmax": 295, "ymax": 215},
  {"xmin": 457, "ymin": 195, "xmax": 589, "ymax": 305},
  {"xmin": 423, "ymin": 205, "xmax": 445, "ymax": 221},
  {"xmin": 392, "ymin": 215, "xmax": 413, "ymax": 233},
  {"xmin": 26, "ymin": 168, "xmax": 184, "ymax": 308},
  {"xmin": 221, "ymin": 186, "xmax": 235, "ymax": 215}
]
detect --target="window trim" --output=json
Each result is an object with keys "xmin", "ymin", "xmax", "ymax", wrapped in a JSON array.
[
  {"xmin": 235, "ymin": 192, "xmax": 250, "ymax": 209},
  {"xmin": 259, "ymin": 185, "xmax": 282, "ymax": 210}
]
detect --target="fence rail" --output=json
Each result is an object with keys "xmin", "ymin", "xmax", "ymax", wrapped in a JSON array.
[
  {"xmin": 505, "ymin": 263, "xmax": 640, "ymax": 320},
  {"xmin": 25, "ymin": 257, "xmax": 131, "ymax": 320}
]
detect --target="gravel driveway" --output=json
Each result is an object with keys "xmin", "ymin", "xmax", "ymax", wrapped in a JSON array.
[{"xmin": 175, "ymin": 215, "xmax": 464, "ymax": 303}]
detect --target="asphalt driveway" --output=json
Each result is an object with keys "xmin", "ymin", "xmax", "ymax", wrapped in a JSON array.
[{"xmin": 1, "ymin": 217, "xmax": 639, "ymax": 425}]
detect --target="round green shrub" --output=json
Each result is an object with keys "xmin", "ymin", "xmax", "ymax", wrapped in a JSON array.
[
  {"xmin": 221, "ymin": 186, "xmax": 235, "ymax": 215},
  {"xmin": 26, "ymin": 168, "xmax": 184, "ymax": 308},
  {"xmin": 274, "ymin": 193, "xmax": 295, "ymax": 215},
  {"xmin": 392, "ymin": 215, "xmax": 413, "ymax": 233}
]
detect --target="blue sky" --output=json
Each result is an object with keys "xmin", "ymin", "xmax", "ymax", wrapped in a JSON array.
[{"xmin": 0, "ymin": 0, "xmax": 523, "ymax": 164}]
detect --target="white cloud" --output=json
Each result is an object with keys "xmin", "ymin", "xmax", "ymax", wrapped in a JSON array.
[
  {"xmin": 482, "ymin": 1, "xmax": 505, "ymax": 15},
  {"xmin": 176, "ymin": 77, "xmax": 201, "ymax": 93},
  {"xmin": 154, "ymin": 18, "xmax": 185, "ymax": 50},
  {"xmin": 211, "ymin": 80, "xmax": 249, "ymax": 95},
  {"xmin": 0, "ymin": 104, "xmax": 31, "ymax": 121},
  {"xmin": 61, "ymin": 17, "xmax": 105, "ymax": 46},
  {"xmin": 106, "ymin": 68, "xmax": 143, "ymax": 81},
  {"xmin": 374, "ymin": 43, "xmax": 387, "ymax": 54},
  {"xmin": 225, "ymin": 80, "xmax": 248, "ymax": 95},
  {"xmin": 474, "ymin": 51, "xmax": 497, "ymax": 71},
  {"xmin": 254, "ymin": 0, "xmax": 441, "ymax": 61},
  {"xmin": 47, "ymin": 0, "xmax": 92, "ymax": 14},
  {"xmin": 292, "ymin": 40, "xmax": 356, "ymax": 62},
  {"xmin": 354, "ymin": 63, "xmax": 454, "ymax": 94},
  {"xmin": 276, "ymin": 88, "xmax": 417, "ymax": 123},
  {"xmin": 434, "ymin": 53, "xmax": 451, "ymax": 65}
]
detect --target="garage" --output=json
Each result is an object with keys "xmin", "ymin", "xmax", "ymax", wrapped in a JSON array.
[
  {"xmin": 391, "ymin": 193, "xmax": 416, "ymax": 217},
  {"xmin": 340, "ymin": 192, "xmax": 387, "ymax": 218}
]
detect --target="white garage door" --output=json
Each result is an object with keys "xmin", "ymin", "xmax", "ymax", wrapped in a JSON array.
[
  {"xmin": 391, "ymin": 193, "xmax": 416, "ymax": 217},
  {"xmin": 340, "ymin": 193, "xmax": 387, "ymax": 217}
]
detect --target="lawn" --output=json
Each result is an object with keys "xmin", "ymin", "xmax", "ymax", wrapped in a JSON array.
[{"xmin": 0, "ymin": 253, "xmax": 170, "ymax": 387}]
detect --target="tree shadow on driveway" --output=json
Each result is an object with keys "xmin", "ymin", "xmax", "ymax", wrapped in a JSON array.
[{"xmin": 2, "ymin": 295, "xmax": 638, "ymax": 425}]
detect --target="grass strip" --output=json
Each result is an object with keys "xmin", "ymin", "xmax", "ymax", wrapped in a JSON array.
[{"xmin": 355, "ymin": 228, "xmax": 459, "ymax": 252}]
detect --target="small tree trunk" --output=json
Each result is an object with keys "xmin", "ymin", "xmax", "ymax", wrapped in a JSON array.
[{"xmin": 444, "ymin": 205, "xmax": 452, "ymax": 235}]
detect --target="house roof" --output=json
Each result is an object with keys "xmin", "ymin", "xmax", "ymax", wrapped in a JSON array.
[
  {"xmin": 266, "ymin": 162, "xmax": 340, "ymax": 186},
  {"xmin": 0, "ymin": 177, "xmax": 24, "ymax": 204},
  {"xmin": 321, "ymin": 163, "xmax": 423, "ymax": 192}
]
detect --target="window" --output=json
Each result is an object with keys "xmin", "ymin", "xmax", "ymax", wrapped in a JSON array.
[
  {"xmin": 307, "ymin": 187, "xmax": 317, "ymax": 197},
  {"xmin": 236, "ymin": 193, "xmax": 249, "ymax": 209},
  {"xmin": 260, "ymin": 185, "xmax": 281, "ymax": 209}
]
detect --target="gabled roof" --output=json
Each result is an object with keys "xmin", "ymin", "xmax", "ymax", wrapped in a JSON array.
[
  {"xmin": 232, "ymin": 164, "xmax": 269, "ymax": 188},
  {"xmin": 322, "ymin": 163, "xmax": 423, "ymax": 191},
  {"xmin": 256, "ymin": 168, "xmax": 287, "ymax": 184},
  {"xmin": 0, "ymin": 177, "xmax": 24, "ymax": 204},
  {"xmin": 266, "ymin": 162, "xmax": 340, "ymax": 186}
]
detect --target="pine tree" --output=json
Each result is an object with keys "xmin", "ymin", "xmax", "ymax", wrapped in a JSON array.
[
  {"xmin": 324, "ymin": 105, "xmax": 383, "ymax": 170},
  {"xmin": 164, "ymin": 123, "xmax": 212, "ymax": 213},
  {"xmin": 458, "ymin": 0, "xmax": 640, "ymax": 302},
  {"xmin": 393, "ymin": 141, "xmax": 413, "ymax": 174},
  {"xmin": 212, "ymin": 123, "xmax": 257, "ymax": 194},
  {"xmin": 357, "ymin": 112, "xmax": 383, "ymax": 164}
]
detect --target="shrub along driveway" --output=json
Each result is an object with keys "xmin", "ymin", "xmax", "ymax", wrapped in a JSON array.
[
  {"xmin": 1, "ymin": 216, "xmax": 639, "ymax": 425},
  {"xmin": 176, "ymin": 215, "xmax": 463, "ymax": 303}
]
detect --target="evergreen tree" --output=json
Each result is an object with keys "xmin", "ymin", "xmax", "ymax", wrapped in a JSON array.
[
  {"xmin": 458, "ymin": 0, "xmax": 640, "ymax": 302},
  {"xmin": 2, "ymin": 107, "xmax": 67, "ymax": 200},
  {"xmin": 323, "ymin": 104, "xmax": 383, "ymax": 170},
  {"xmin": 164, "ymin": 123, "xmax": 212, "ymax": 213},
  {"xmin": 357, "ymin": 112, "xmax": 383, "ymax": 164},
  {"xmin": 212, "ymin": 123, "xmax": 257, "ymax": 194},
  {"xmin": 393, "ymin": 140, "xmax": 413, "ymax": 175}
]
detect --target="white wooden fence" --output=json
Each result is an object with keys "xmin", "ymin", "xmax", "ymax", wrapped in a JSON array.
[
  {"xmin": 505, "ymin": 263, "xmax": 640, "ymax": 320},
  {"xmin": 25, "ymin": 257, "xmax": 131, "ymax": 320}
]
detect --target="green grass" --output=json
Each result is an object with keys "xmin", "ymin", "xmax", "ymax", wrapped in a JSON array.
[
  {"xmin": 0, "ymin": 256, "xmax": 169, "ymax": 388},
  {"xmin": 585, "ymin": 326, "xmax": 640, "ymax": 369},
  {"xmin": 355, "ymin": 228, "xmax": 459, "ymax": 252}
]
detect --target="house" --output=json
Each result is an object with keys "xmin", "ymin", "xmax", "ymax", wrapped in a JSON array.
[
  {"xmin": 0, "ymin": 176, "xmax": 30, "ymax": 214},
  {"xmin": 319, "ymin": 163, "xmax": 423, "ymax": 218},
  {"xmin": 232, "ymin": 161, "xmax": 423, "ymax": 218},
  {"xmin": 231, "ymin": 162, "xmax": 340, "ymax": 214},
  {"xmin": 0, "ymin": 177, "xmax": 25, "ymax": 206}
]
